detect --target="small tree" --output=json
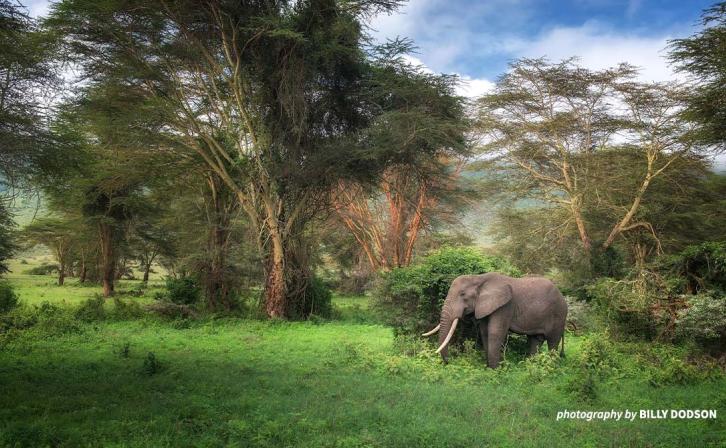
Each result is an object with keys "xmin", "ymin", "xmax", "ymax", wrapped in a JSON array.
[{"xmin": 22, "ymin": 218, "xmax": 76, "ymax": 285}]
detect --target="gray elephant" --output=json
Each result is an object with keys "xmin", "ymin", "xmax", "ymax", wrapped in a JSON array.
[{"xmin": 422, "ymin": 272, "xmax": 568, "ymax": 368}]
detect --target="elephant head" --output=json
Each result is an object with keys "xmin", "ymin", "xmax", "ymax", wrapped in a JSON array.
[{"xmin": 422, "ymin": 274, "xmax": 512, "ymax": 363}]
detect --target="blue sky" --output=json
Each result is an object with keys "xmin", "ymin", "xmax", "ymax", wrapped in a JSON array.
[
  {"xmin": 26, "ymin": 0, "xmax": 713, "ymax": 95},
  {"xmin": 369, "ymin": 0, "xmax": 713, "ymax": 95}
]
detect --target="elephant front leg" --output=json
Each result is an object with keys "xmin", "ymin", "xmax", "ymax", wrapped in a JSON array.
[
  {"xmin": 486, "ymin": 304, "xmax": 513, "ymax": 368},
  {"xmin": 477, "ymin": 319, "xmax": 488, "ymax": 360},
  {"xmin": 486, "ymin": 331, "xmax": 507, "ymax": 368}
]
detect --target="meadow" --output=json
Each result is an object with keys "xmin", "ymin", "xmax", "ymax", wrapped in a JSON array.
[{"xmin": 0, "ymin": 272, "xmax": 724, "ymax": 448}]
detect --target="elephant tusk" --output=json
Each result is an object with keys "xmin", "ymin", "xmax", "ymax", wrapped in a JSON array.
[
  {"xmin": 421, "ymin": 324, "xmax": 440, "ymax": 337},
  {"xmin": 435, "ymin": 318, "xmax": 458, "ymax": 354}
]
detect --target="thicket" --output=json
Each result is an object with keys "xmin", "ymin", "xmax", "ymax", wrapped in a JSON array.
[{"xmin": 584, "ymin": 242, "xmax": 726, "ymax": 354}]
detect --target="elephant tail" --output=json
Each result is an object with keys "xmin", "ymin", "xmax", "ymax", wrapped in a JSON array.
[{"xmin": 560, "ymin": 331, "xmax": 565, "ymax": 358}]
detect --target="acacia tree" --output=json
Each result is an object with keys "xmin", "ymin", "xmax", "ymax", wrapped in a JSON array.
[
  {"xmin": 22, "ymin": 218, "xmax": 76, "ymax": 285},
  {"xmin": 0, "ymin": 1, "xmax": 59, "ymax": 193},
  {"xmin": 669, "ymin": 1, "xmax": 726, "ymax": 148},
  {"xmin": 333, "ymin": 53, "xmax": 469, "ymax": 270},
  {"xmin": 477, "ymin": 58, "xmax": 703, "ymax": 264},
  {"xmin": 0, "ymin": 1, "xmax": 62, "ymax": 272},
  {"xmin": 49, "ymin": 0, "xmax": 408, "ymax": 317}
]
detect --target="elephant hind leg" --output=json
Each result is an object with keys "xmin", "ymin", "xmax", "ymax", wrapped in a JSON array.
[
  {"xmin": 545, "ymin": 332, "xmax": 563, "ymax": 354},
  {"xmin": 527, "ymin": 335, "xmax": 545, "ymax": 356}
]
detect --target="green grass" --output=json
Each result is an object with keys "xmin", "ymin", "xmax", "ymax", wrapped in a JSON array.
[{"xmin": 0, "ymin": 275, "xmax": 724, "ymax": 447}]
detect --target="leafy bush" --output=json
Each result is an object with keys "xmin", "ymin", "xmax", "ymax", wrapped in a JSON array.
[
  {"xmin": 142, "ymin": 352, "xmax": 161, "ymax": 376},
  {"xmin": 373, "ymin": 246, "xmax": 521, "ymax": 335},
  {"xmin": 290, "ymin": 277, "xmax": 333, "ymax": 319},
  {"xmin": 649, "ymin": 356, "xmax": 701, "ymax": 386},
  {"xmin": 524, "ymin": 349, "xmax": 560, "ymax": 382},
  {"xmin": 564, "ymin": 296, "xmax": 597, "ymax": 334},
  {"xmin": 578, "ymin": 333, "xmax": 615, "ymax": 376},
  {"xmin": 675, "ymin": 292, "xmax": 726, "ymax": 353},
  {"xmin": 162, "ymin": 276, "xmax": 201, "ymax": 305},
  {"xmin": 23, "ymin": 263, "xmax": 58, "ymax": 275},
  {"xmin": 586, "ymin": 277, "xmax": 664, "ymax": 339},
  {"xmin": 110, "ymin": 298, "xmax": 145, "ymax": 320},
  {"xmin": 659, "ymin": 241, "xmax": 726, "ymax": 294},
  {"xmin": 75, "ymin": 296, "xmax": 106, "ymax": 322},
  {"xmin": 0, "ymin": 281, "xmax": 19, "ymax": 313},
  {"xmin": 567, "ymin": 332, "xmax": 616, "ymax": 401}
]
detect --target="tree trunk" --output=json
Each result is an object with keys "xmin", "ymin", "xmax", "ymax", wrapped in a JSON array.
[
  {"xmin": 99, "ymin": 222, "xmax": 115, "ymax": 297},
  {"xmin": 58, "ymin": 261, "xmax": 65, "ymax": 286},
  {"xmin": 264, "ymin": 237, "xmax": 287, "ymax": 318},
  {"xmin": 142, "ymin": 264, "xmax": 150, "ymax": 283},
  {"xmin": 79, "ymin": 263, "xmax": 87, "ymax": 283}
]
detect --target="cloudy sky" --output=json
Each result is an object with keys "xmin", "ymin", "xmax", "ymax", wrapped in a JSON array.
[
  {"xmin": 369, "ymin": 0, "xmax": 712, "ymax": 96},
  {"xmin": 24, "ymin": 0, "xmax": 712, "ymax": 96}
]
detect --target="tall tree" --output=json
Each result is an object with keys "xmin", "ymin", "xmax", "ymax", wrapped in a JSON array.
[
  {"xmin": 669, "ymin": 2, "xmax": 726, "ymax": 149},
  {"xmin": 476, "ymin": 58, "xmax": 705, "ymax": 265},
  {"xmin": 49, "ymin": 0, "xmax": 407, "ymax": 317},
  {"xmin": 0, "ymin": 1, "xmax": 59, "ymax": 192},
  {"xmin": 332, "ymin": 50, "xmax": 469, "ymax": 271}
]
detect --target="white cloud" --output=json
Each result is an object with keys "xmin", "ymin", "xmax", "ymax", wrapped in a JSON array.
[
  {"xmin": 513, "ymin": 21, "xmax": 681, "ymax": 82},
  {"xmin": 369, "ymin": 2, "xmax": 690, "ymax": 86},
  {"xmin": 402, "ymin": 55, "xmax": 494, "ymax": 98},
  {"xmin": 455, "ymin": 76, "xmax": 495, "ymax": 98}
]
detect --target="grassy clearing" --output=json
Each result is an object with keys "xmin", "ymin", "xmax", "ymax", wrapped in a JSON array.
[{"xmin": 0, "ymin": 275, "xmax": 724, "ymax": 447}]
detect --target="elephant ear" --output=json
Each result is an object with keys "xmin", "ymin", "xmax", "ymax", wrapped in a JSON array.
[{"xmin": 475, "ymin": 283, "xmax": 512, "ymax": 319}]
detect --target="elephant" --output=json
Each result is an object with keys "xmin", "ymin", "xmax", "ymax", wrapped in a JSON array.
[{"xmin": 421, "ymin": 272, "xmax": 568, "ymax": 368}]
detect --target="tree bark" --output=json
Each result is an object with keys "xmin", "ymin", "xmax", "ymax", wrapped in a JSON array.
[
  {"xmin": 58, "ymin": 261, "xmax": 65, "ymax": 286},
  {"xmin": 99, "ymin": 222, "xmax": 115, "ymax": 297}
]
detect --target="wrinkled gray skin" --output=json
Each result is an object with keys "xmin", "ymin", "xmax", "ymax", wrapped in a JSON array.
[{"xmin": 435, "ymin": 272, "xmax": 567, "ymax": 368}]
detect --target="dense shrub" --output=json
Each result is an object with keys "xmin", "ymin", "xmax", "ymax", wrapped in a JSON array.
[
  {"xmin": 75, "ymin": 296, "xmax": 106, "ymax": 322},
  {"xmin": 675, "ymin": 292, "xmax": 726, "ymax": 353},
  {"xmin": 23, "ymin": 263, "xmax": 59, "ymax": 275},
  {"xmin": 659, "ymin": 241, "xmax": 726, "ymax": 294},
  {"xmin": 161, "ymin": 276, "xmax": 201, "ymax": 305},
  {"xmin": 373, "ymin": 246, "xmax": 521, "ymax": 335},
  {"xmin": 567, "ymin": 332, "xmax": 616, "ymax": 401},
  {"xmin": 586, "ymin": 277, "xmax": 662, "ymax": 339},
  {"xmin": 290, "ymin": 277, "xmax": 333, "ymax": 319},
  {"xmin": 2, "ymin": 302, "xmax": 83, "ymax": 339},
  {"xmin": 0, "ymin": 281, "xmax": 19, "ymax": 313}
]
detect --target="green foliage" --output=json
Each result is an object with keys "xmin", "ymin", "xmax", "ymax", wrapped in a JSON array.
[
  {"xmin": 659, "ymin": 241, "xmax": 726, "ymax": 294},
  {"xmin": 649, "ymin": 356, "xmax": 702, "ymax": 387},
  {"xmin": 74, "ymin": 295, "xmax": 106, "ymax": 322},
  {"xmin": 141, "ymin": 352, "xmax": 160, "ymax": 376},
  {"xmin": 523, "ymin": 349, "xmax": 561, "ymax": 382},
  {"xmin": 589, "ymin": 245, "xmax": 626, "ymax": 279},
  {"xmin": 567, "ymin": 333, "xmax": 616, "ymax": 401},
  {"xmin": 290, "ymin": 277, "xmax": 333, "ymax": 319},
  {"xmin": 675, "ymin": 292, "xmax": 726, "ymax": 351},
  {"xmin": 22, "ymin": 263, "xmax": 58, "ymax": 275},
  {"xmin": 0, "ymin": 203, "xmax": 16, "ymax": 274},
  {"xmin": 669, "ymin": 2, "xmax": 726, "ymax": 146},
  {"xmin": 162, "ymin": 276, "xmax": 201, "ymax": 306},
  {"xmin": 578, "ymin": 333, "xmax": 616, "ymax": 376},
  {"xmin": 585, "ymin": 277, "xmax": 662, "ymax": 339},
  {"xmin": 373, "ymin": 246, "xmax": 521, "ymax": 334},
  {"xmin": 0, "ymin": 302, "xmax": 82, "ymax": 340},
  {"xmin": 0, "ymin": 281, "xmax": 18, "ymax": 313}
]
